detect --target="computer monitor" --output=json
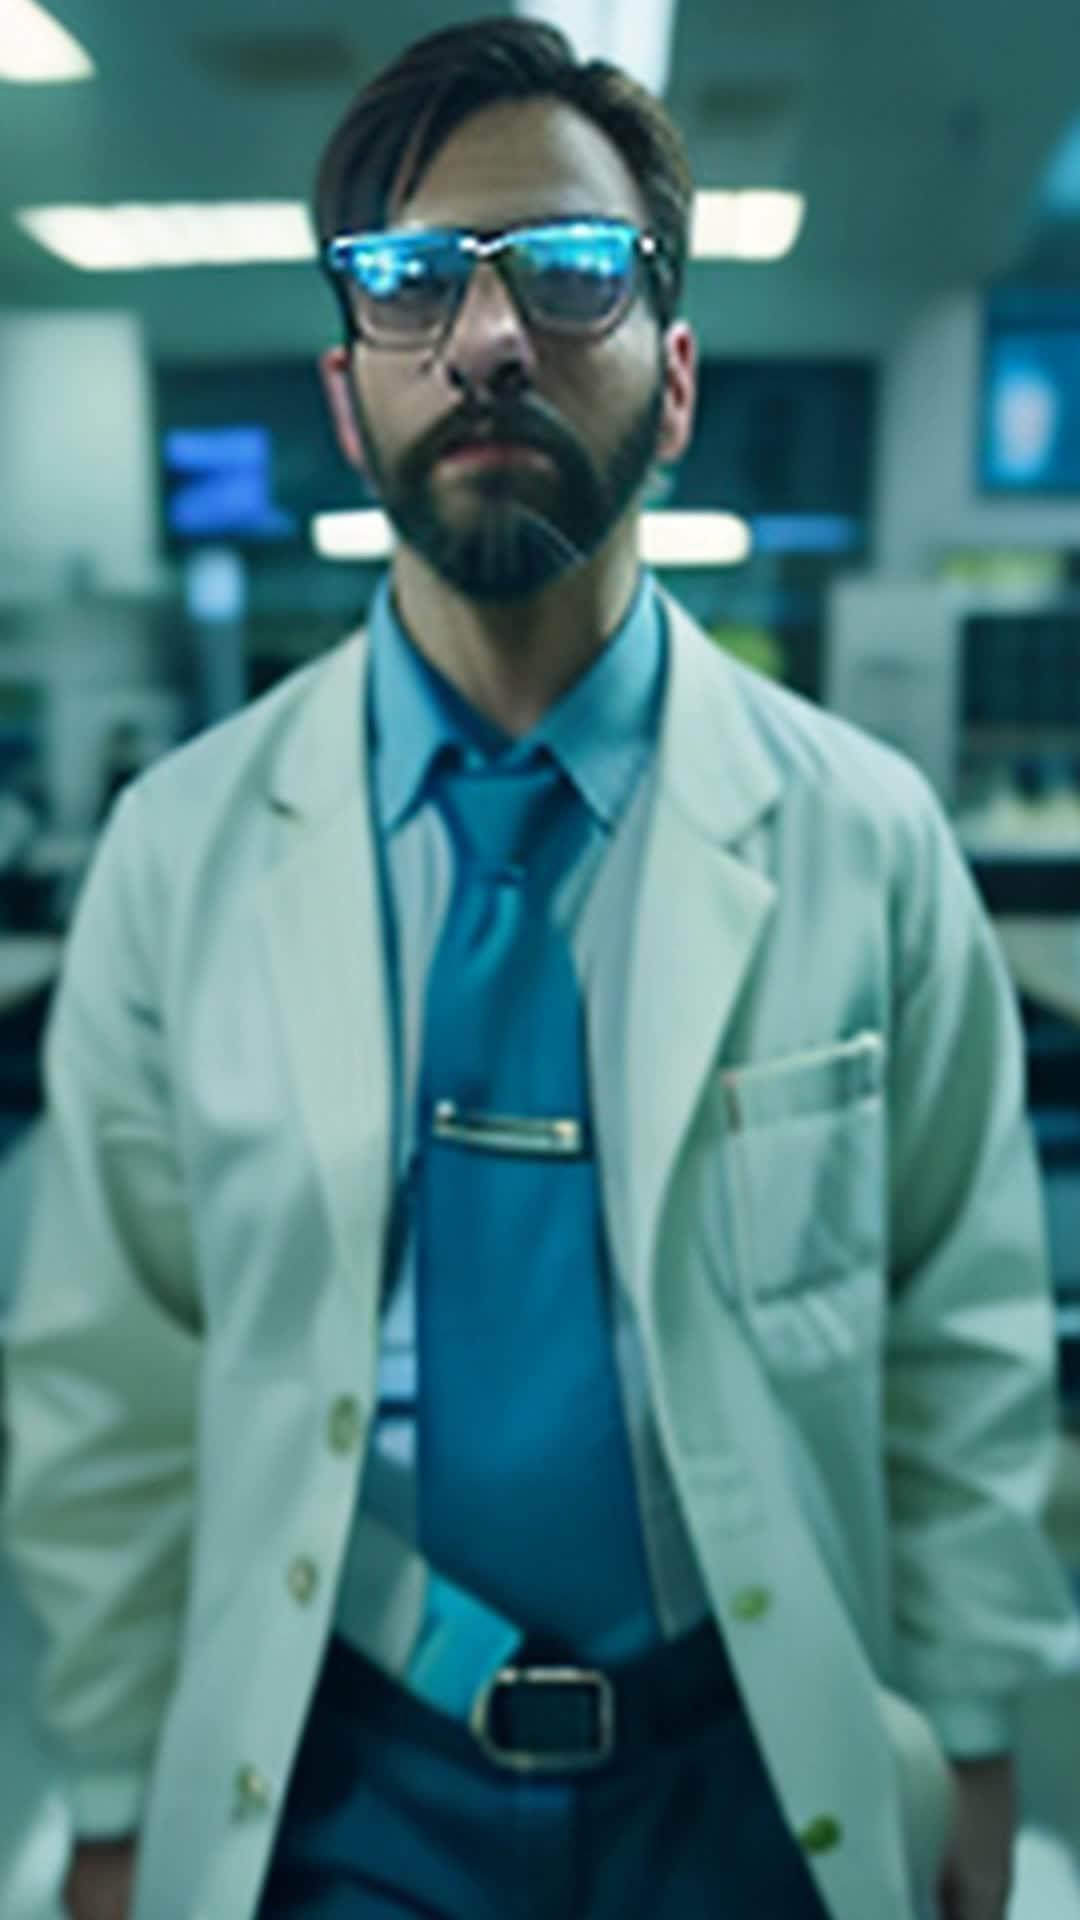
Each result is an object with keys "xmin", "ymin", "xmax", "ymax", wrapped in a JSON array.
[
  {"xmin": 153, "ymin": 359, "xmax": 370, "ymax": 552},
  {"xmin": 979, "ymin": 287, "xmax": 1080, "ymax": 496}
]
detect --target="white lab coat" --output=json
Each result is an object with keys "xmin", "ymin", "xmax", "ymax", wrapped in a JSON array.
[{"xmin": 4, "ymin": 587, "xmax": 1078, "ymax": 1920}]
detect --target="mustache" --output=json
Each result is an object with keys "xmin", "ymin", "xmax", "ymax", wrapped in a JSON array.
[{"xmin": 424, "ymin": 402, "xmax": 576, "ymax": 467}]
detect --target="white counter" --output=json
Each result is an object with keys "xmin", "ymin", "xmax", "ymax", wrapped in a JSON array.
[{"xmin": 993, "ymin": 918, "xmax": 1080, "ymax": 1030}]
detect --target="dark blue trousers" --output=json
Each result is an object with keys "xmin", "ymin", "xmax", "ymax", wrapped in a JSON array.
[{"xmin": 258, "ymin": 1627, "xmax": 831, "ymax": 1920}]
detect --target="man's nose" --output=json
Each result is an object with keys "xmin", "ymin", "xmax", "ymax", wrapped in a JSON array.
[{"xmin": 440, "ymin": 261, "xmax": 539, "ymax": 395}]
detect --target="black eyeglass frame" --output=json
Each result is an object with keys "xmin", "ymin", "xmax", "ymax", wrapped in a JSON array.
[{"xmin": 320, "ymin": 217, "xmax": 667, "ymax": 350}]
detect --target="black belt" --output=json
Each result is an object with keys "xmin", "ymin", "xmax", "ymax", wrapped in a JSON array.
[{"xmin": 323, "ymin": 1618, "xmax": 741, "ymax": 1779}]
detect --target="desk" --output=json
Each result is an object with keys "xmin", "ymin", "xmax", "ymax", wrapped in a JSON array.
[
  {"xmin": 993, "ymin": 919, "xmax": 1080, "ymax": 1030},
  {"xmin": 0, "ymin": 937, "xmax": 63, "ymax": 1017}
]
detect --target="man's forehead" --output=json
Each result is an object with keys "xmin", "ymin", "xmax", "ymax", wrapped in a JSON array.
[{"xmin": 390, "ymin": 98, "xmax": 647, "ymax": 232}]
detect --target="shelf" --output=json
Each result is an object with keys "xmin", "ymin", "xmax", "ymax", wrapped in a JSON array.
[{"xmin": 960, "ymin": 730, "xmax": 1080, "ymax": 756}]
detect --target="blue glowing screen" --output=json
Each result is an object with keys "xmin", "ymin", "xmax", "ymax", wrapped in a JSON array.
[{"xmin": 981, "ymin": 292, "xmax": 1080, "ymax": 494}]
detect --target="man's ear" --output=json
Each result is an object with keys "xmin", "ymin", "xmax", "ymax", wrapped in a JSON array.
[
  {"xmin": 318, "ymin": 346, "xmax": 371, "ymax": 480},
  {"xmin": 655, "ymin": 320, "xmax": 697, "ymax": 466}
]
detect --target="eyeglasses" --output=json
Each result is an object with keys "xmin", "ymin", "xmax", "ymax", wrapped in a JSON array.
[{"xmin": 323, "ymin": 217, "xmax": 660, "ymax": 349}]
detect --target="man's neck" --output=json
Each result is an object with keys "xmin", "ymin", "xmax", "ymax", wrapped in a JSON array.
[{"xmin": 390, "ymin": 539, "xmax": 641, "ymax": 740}]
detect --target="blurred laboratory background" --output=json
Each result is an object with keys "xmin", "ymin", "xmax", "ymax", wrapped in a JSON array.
[{"xmin": 2, "ymin": 0, "xmax": 1080, "ymax": 1913}]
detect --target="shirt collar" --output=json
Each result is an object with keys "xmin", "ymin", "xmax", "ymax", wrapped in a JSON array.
[{"xmin": 366, "ymin": 568, "xmax": 667, "ymax": 834}]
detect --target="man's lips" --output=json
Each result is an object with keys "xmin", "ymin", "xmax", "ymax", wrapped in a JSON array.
[{"xmin": 437, "ymin": 439, "xmax": 553, "ymax": 470}]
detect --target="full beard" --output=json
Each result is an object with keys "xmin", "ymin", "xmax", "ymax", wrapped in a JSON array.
[{"xmin": 357, "ymin": 382, "xmax": 666, "ymax": 603}]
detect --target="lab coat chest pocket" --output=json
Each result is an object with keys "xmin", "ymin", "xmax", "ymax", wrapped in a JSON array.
[{"xmin": 707, "ymin": 1032, "xmax": 888, "ymax": 1377}]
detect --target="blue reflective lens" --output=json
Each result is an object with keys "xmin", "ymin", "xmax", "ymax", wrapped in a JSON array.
[
  {"xmin": 509, "ymin": 223, "xmax": 637, "ymax": 321},
  {"xmin": 336, "ymin": 232, "xmax": 465, "ymax": 299},
  {"xmin": 514, "ymin": 223, "xmax": 636, "ymax": 276}
]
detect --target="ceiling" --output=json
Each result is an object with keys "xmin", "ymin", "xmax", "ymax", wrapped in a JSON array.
[{"xmin": 3, "ymin": 0, "xmax": 1080, "ymax": 364}]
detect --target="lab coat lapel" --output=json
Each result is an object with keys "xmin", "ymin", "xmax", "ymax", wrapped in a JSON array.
[
  {"xmin": 589, "ymin": 591, "xmax": 782, "ymax": 1324},
  {"xmin": 257, "ymin": 634, "xmax": 392, "ymax": 1360}
]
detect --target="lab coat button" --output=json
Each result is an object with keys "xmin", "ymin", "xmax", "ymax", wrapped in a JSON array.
[
  {"xmin": 731, "ymin": 1585, "xmax": 773, "ymax": 1621},
  {"xmin": 328, "ymin": 1395, "xmax": 362, "ymax": 1454},
  {"xmin": 799, "ymin": 1815, "xmax": 843, "ymax": 1854},
  {"xmin": 288, "ymin": 1557, "xmax": 319, "ymax": 1604},
  {"xmin": 232, "ymin": 1766, "xmax": 272, "ymax": 1821}
]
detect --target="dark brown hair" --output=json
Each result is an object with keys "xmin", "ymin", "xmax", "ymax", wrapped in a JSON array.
[{"xmin": 313, "ymin": 17, "xmax": 693, "ymax": 338}]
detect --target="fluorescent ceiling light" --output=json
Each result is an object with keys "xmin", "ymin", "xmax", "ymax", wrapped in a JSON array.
[
  {"xmin": 313, "ymin": 512, "xmax": 394, "ymax": 561},
  {"xmin": 17, "ymin": 192, "xmax": 802, "ymax": 279},
  {"xmin": 692, "ymin": 190, "xmax": 806, "ymax": 261},
  {"xmin": 0, "ymin": 0, "xmax": 94, "ymax": 81},
  {"xmin": 312, "ymin": 510, "xmax": 752, "ymax": 568},
  {"xmin": 15, "ymin": 202, "xmax": 317, "ymax": 270},
  {"xmin": 639, "ymin": 512, "xmax": 752, "ymax": 567},
  {"xmin": 512, "ymin": 0, "xmax": 677, "ymax": 96}
]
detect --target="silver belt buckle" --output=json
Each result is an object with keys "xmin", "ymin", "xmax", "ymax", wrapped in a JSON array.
[{"xmin": 469, "ymin": 1663, "xmax": 616, "ymax": 1774}]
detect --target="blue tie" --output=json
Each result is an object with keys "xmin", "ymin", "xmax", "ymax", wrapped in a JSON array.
[{"xmin": 414, "ymin": 745, "xmax": 659, "ymax": 1655}]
